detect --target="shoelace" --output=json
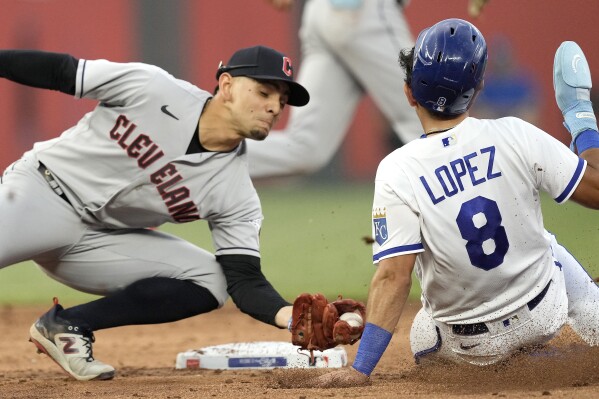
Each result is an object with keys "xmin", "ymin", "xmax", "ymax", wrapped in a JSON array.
[{"xmin": 80, "ymin": 332, "xmax": 96, "ymax": 363}]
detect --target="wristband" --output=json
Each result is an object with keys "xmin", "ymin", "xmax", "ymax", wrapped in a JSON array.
[
  {"xmin": 287, "ymin": 316, "xmax": 293, "ymax": 332},
  {"xmin": 574, "ymin": 129, "xmax": 599, "ymax": 154},
  {"xmin": 352, "ymin": 322, "xmax": 393, "ymax": 376}
]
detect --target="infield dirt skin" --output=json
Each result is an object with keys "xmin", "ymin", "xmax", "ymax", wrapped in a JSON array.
[{"xmin": 1, "ymin": 301, "xmax": 598, "ymax": 399}]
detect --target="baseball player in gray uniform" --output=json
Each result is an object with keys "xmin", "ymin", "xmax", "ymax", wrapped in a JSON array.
[
  {"xmin": 0, "ymin": 45, "xmax": 309, "ymax": 380},
  {"xmin": 306, "ymin": 19, "xmax": 599, "ymax": 387},
  {"xmin": 247, "ymin": 0, "xmax": 422, "ymax": 178}
]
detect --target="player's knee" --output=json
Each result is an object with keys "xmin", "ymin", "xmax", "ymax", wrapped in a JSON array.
[
  {"xmin": 281, "ymin": 151, "xmax": 331, "ymax": 175},
  {"xmin": 279, "ymin": 137, "xmax": 337, "ymax": 174},
  {"xmin": 297, "ymin": 162, "xmax": 325, "ymax": 175}
]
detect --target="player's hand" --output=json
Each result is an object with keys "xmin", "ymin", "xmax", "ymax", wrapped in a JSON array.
[
  {"xmin": 468, "ymin": 0, "xmax": 490, "ymax": 17},
  {"xmin": 312, "ymin": 367, "xmax": 371, "ymax": 388},
  {"xmin": 266, "ymin": 0, "xmax": 294, "ymax": 11}
]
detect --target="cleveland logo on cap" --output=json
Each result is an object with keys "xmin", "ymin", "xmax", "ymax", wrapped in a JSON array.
[
  {"xmin": 216, "ymin": 45, "xmax": 309, "ymax": 107},
  {"xmin": 282, "ymin": 57, "xmax": 292, "ymax": 77}
]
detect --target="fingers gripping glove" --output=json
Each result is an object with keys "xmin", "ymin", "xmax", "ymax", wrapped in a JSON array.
[
  {"xmin": 553, "ymin": 41, "xmax": 598, "ymax": 144},
  {"xmin": 290, "ymin": 293, "xmax": 366, "ymax": 354}
]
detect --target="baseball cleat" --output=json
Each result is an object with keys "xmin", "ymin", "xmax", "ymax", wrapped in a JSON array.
[
  {"xmin": 553, "ymin": 41, "xmax": 597, "ymax": 140},
  {"xmin": 29, "ymin": 298, "xmax": 115, "ymax": 381}
]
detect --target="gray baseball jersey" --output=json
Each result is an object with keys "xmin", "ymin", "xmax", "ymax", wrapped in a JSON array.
[
  {"xmin": 31, "ymin": 59, "xmax": 262, "ymax": 258},
  {"xmin": 0, "ymin": 59, "xmax": 268, "ymax": 304}
]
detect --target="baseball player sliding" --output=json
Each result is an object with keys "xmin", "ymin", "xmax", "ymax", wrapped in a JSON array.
[
  {"xmin": 0, "ymin": 45, "xmax": 362, "ymax": 381},
  {"xmin": 307, "ymin": 19, "xmax": 599, "ymax": 387}
]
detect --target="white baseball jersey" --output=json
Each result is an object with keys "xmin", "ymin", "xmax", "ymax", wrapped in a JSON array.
[
  {"xmin": 28, "ymin": 59, "xmax": 263, "ymax": 258},
  {"xmin": 372, "ymin": 117, "xmax": 586, "ymax": 324}
]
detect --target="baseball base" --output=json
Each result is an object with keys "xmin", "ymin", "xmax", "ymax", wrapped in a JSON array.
[{"xmin": 175, "ymin": 341, "xmax": 348, "ymax": 370}]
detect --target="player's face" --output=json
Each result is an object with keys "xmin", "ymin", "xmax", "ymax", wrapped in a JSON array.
[{"xmin": 231, "ymin": 77, "xmax": 289, "ymax": 141}]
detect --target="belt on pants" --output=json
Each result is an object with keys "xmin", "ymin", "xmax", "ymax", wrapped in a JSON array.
[
  {"xmin": 451, "ymin": 280, "xmax": 553, "ymax": 336},
  {"xmin": 38, "ymin": 162, "xmax": 71, "ymax": 205}
]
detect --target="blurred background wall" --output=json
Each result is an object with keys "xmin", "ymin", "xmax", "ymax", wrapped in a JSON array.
[{"xmin": 0, "ymin": 0, "xmax": 597, "ymax": 181}]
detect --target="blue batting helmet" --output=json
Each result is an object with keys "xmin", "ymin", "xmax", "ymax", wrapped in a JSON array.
[{"xmin": 411, "ymin": 18, "xmax": 488, "ymax": 115}]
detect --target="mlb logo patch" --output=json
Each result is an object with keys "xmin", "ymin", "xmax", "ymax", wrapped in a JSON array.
[
  {"xmin": 372, "ymin": 208, "xmax": 388, "ymax": 246},
  {"xmin": 442, "ymin": 134, "xmax": 457, "ymax": 147},
  {"xmin": 502, "ymin": 314, "xmax": 520, "ymax": 328}
]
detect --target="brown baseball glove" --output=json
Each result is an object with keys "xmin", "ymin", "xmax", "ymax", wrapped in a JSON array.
[{"xmin": 290, "ymin": 293, "xmax": 366, "ymax": 354}]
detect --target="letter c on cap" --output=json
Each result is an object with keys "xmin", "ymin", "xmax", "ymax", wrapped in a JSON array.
[{"xmin": 282, "ymin": 57, "xmax": 292, "ymax": 77}]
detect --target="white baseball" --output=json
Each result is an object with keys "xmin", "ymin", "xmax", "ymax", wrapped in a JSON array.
[{"xmin": 339, "ymin": 311, "xmax": 364, "ymax": 328}]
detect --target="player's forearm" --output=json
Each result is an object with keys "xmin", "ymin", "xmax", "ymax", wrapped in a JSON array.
[
  {"xmin": 578, "ymin": 148, "xmax": 599, "ymax": 209},
  {"xmin": 364, "ymin": 258, "xmax": 413, "ymax": 332},
  {"xmin": 217, "ymin": 254, "xmax": 291, "ymax": 327},
  {"xmin": 572, "ymin": 131, "xmax": 599, "ymax": 209},
  {"xmin": 0, "ymin": 50, "xmax": 78, "ymax": 94},
  {"xmin": 352, "ymin": 255, "xmax": 415, "ymax": 377},
  {"xmin": 580, "ymin": 144, "xmax": 599, "ymax": 169}
]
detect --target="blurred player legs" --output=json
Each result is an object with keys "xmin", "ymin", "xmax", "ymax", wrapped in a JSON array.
[{"xmin": 248, "ymin": 0, "xmax": 421, "ymax": 178}]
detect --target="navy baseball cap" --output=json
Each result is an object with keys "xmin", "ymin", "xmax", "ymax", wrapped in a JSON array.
[{"xmin": 216, "ymin": 45, "xmax": 310, "ymax": 107}]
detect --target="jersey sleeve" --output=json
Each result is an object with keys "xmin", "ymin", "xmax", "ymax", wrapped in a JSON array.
[
  {"xmin": 372, "ymin": 161, "xmax": 424, "ymax": 264},
  {"xmin": 208, "ymin": 193, "xmax": 263, "ymax": 258},
  {"xmin": 521, "ymin": 121, "xmax": 587, "ymax": 203},
  {"xmin": 209, "ymin": 218, "xmax": 262, "ymax": 258},
  {"xmin": 0, "ymin": 50, "xmax": 78, "ymax": 95},
  {"xmin": 75, "ymin": 59, "xmax": 163, "ymax": 106}
]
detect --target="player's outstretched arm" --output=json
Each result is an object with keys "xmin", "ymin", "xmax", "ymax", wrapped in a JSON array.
[
  {"xmin": 0, "ymin": 50, "xmax": 78, "ymax": 94},
  {"xmin": 310, "ymin": 254, "xmax": 416, "ymax": 388},
  {"xmin": 571, "ymin": 147, "xmax": 599, "ymax": 209},
  {"xmin": 217, "ymin": 254, "xmax": 292, "ymax": 328}
]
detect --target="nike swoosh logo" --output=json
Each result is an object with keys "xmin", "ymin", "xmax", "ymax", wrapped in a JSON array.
[
  {"xmin": 572, "ymin": 54, "xmax": 582, "ymax": 73},
  {"xmin": 161, "ymin": 105, "xmax": 179, "ymax": 120},
  {"xmin": 459, "ymin": 343, "xmax": 480, "ymax": 350}
]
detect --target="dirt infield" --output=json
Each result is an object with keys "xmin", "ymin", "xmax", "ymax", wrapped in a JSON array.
[{"xmin": 1, "ymin": 301, "xmax": 598, "ymax": 399}]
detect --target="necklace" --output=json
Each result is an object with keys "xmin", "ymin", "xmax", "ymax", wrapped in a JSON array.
[{"xmin": 424, "ymin": 125, "xmax": 457, "ymax": 136}]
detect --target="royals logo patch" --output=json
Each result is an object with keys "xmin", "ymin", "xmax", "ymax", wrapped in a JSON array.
[{"xmin": 372, "ymin": 208, "xmax": 388, "ymax": 246}]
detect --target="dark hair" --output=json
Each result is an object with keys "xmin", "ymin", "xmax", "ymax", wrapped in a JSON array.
[{"xmin": 399, "ymin": 47, "xmax": 414, "ymax": 86}]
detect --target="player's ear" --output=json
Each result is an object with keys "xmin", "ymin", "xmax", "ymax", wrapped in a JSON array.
[
  {"xmin": 217, "ymin": 73, "xmax": 235, "ymax": 101},
  {"xmin": 404, "ymin": 83, "xmax": 418, "ymax": 107}
]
